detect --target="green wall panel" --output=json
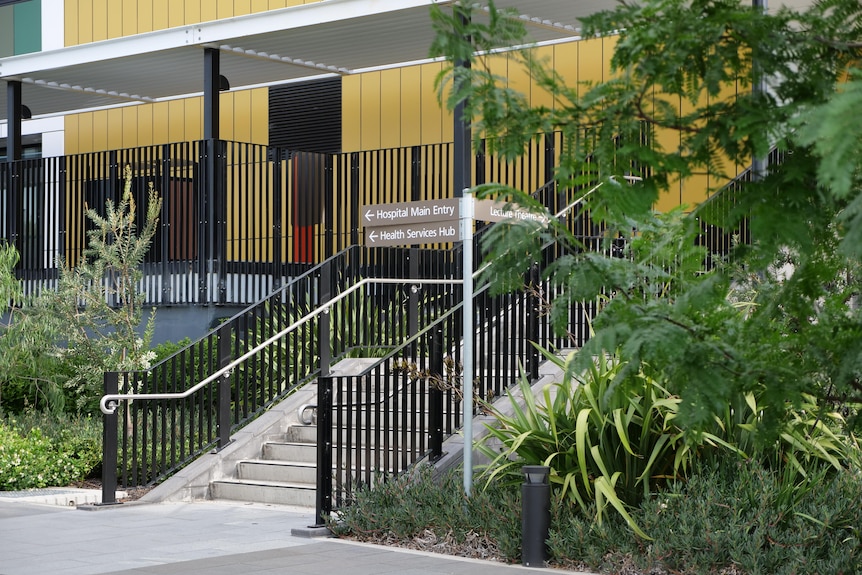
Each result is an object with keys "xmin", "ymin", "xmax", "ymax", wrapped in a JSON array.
[{"xmin": 13, "ymin": 0, "xmax": 41, "ymax": 55}]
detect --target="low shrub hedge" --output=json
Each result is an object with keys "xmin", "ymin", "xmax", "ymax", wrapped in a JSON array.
[{"xmin": 0, "ymin": 414, "xmax": 101, "ymax": 491}]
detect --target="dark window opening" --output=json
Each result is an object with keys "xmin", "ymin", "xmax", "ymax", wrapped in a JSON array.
[{"xmin": 269, "ymin": 77, "xmax": 341, "ymax": 154}]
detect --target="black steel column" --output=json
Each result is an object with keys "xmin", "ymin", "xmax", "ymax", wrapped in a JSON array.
[
  {"xmin": 314, "ymin": 374, "xmax": 333, "ymax": 526},
  {"xmin": 6, "ymin": 81, "xmax": 23, "ymax": 161},
  {"xmin": 204, "ymin": 48, "xmax": 220, "ymax": 141}
]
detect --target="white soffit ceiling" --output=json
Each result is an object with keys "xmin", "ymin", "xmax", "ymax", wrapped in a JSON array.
[{"xmin": 0, "ymin": 0, "xmax": 611, "ymax": 121}]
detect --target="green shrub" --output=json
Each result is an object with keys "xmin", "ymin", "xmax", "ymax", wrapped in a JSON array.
[
  {"xmin": 479, "ymin": 348, "xmax": 691, "ymax": 538},
  {"xmin": 329, "ymin": 466, "xmax": 523, "ymax": 562},
  {"xmin": 0, "ymin": 414, "xmax": 101, "ymax": 490}
]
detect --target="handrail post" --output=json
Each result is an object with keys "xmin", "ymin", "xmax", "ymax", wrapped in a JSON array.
[
  {"xmin": 217, "ymin": 324, "xmax": 232, "ymax": 449},
  {"xmin": 527, "ymin": 263, "xmax": 540, "ymax": 382},
  {"xmin": 101, "ymin": 371, "xmax": 119, "ymax": 505},
  {"xmin": 314, "ymin": 374, "xmax": 333, "ymax": 527},
  {"xmin": 429, "ymin": 326, "xmax": 444, "ymax": 460}
]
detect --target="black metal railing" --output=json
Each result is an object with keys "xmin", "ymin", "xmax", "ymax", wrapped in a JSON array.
[{"xmin": 99, "ymin": 244, "xmax": 461, "ymax": 494}]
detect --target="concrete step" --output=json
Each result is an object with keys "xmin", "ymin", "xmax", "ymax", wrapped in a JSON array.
[
  {"xmin": 210, "ymin": 479, "xmax": 316, "ymax": 507},
  {"xmin": 237, "ymin": 459, "xmax": 317, "ymax": 484},
  {"xmin": 284, "ymin": 425, "xmax": 432, "ymax": 444}
]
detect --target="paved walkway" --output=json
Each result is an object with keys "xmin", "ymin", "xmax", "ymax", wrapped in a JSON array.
[{"xmin": 0, "ymin": 498, "xmax": 593, "ymax": 575}]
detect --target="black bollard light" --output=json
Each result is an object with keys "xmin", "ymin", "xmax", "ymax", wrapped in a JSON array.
[{"xmin": 521, "ymin": 465, "xmax": 550, "ymax": 568}]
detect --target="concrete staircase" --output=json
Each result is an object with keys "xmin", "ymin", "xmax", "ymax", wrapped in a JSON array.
[{"xmin": 210, "ymin": 423, "xmax": 319, "ymax": 507}]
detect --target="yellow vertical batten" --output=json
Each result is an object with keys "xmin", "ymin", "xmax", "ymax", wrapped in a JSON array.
[{"xmin": 168, "ymin": 100, "xmax": 186, "ymax": 142}]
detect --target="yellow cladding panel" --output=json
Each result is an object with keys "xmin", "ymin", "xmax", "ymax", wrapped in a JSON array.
[
  {"xmin": 235, "ymin": 0, "xmax": 252, "ymax": 16},
  {"xmin": 122, "ymin": 107, "xmax": 139, "ymax": 148},
  {"xmin": 531, "ymin": 45, "xmax": 555, "ymax": 111},
  {"xmin": 152, "ymin": 101, "xmax": 170, "ymax": 144},
  {"xmin": 184, "ymin": 97, "xmax": 202, "ymax": 141},
  {"xmin": 342, "ymin": 75, "xmax": 362, "ymax": 152},
  {"xmin": 153, "ymin": 0, "xmax": 168, "ymax": 30},
  {"xmin": 578, "ymin": 37, "xmax": 603, "ymax": 87},
  {"xmin": 92, "ymin": 0, "xmax": 107, "ymax": 41},
  {"xmin": 220, "ymin": 93, "xmax": 236, "ymax": 140},
  {"xmin": 681, "ymin": 173, "xmax": 710, "ymax": 208},
  {"xmin": 122, "ymin": 0, "xmax": 137, "ymax": 35},
  {"xmin": 185, "ymin": 1, "xmax": 201, "ymax": 25},
  {"xmin": 137, "ymin": 106, "xmax": 154, "ymax": 146},
  {"xmin": 380, "ymin": 68, "xmax": 402, "ymax": 149},
  {"xmin": 602, "ymin": 35, "xmax": 618, "ymax": 80},
  {"xmin": 401, "ymin": 66, "xmax": 422, "ymax": 147},
  {"xmin": 168, "ymin": 100, "xmax": 186, "ymax": 142},
  {"xmin": 106, "ymin": 108, "xmax": 124, "ymax": 150},
  {"xmin": 77, "ymin": 0, "xmax": 93, "ymax": 44},
  {"xmin": 65, "ymin": 0, "xmax": 78, "ymax": 45},
  {"xmin": 553, "ymin": 41, "xmax": 578, "ymax": 100},
  {"xmin": 421, "ymin": 63, "xmax": 443, "ymax": 146},
  {"xmin": 106, "ymin": 0, "xmax": 121, "ymax": 39},
  {"xmin": 360, "ymin": 72, "xmax": 382, "ymax": 151},
  {"xmin": 250, "ymin": 88, "xmax": 269, "ymax": 144},
  {"xmin": 200, "ymin": 0, "xmax": 217, "ymax": 22},
  {"xmin": 168, "ymin": 0, "xmax": 184, "ymax": 27},
  {"xmin": 656, "ymin": 175, "xmax": 682, "ymax": 214},
  {"xmin": 251, "ymin": 0, "xmax": 270, "ymax": 13},
  {"xmin": 137, "ymin": 0, "xmax": 153, "ymax": 33},
  {"xmin": 92, "ymin": 110, "xmax": 108, "ymax": 151},
  {"xmin": 507, "ymin": 52, "xmax": 532, "ymax": 106},
  {"xmin": 64, "ymin": 115, "xmax": 79, "ymax": 153},
  {"xmin": 231, "ymin": 89, "xmax": 253, "ymax": 143},
  {"xmin": 217, "ymin": 0, "xmax": 233, "ymax": 19}
]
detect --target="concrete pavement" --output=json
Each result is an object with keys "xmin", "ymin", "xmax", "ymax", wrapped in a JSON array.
[{"xmin": 0, "ymin": 498, "xmax": 594, "ymax": 575}]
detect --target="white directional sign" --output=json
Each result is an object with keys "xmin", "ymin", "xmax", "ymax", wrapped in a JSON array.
[
  {"xmin": 362, "ymin": 198, "xmax": 461, "ymax": 227},
  {"xmin": 474, "ymin": 199, "xmax": 551, "ymax": 225},
  {"xmin": 361, "ymin": 197, "xmax": 549, "ymax": 247},
  {"xmin": 365, "ymin": 221, "xmax": 461, "ymax": 246}
]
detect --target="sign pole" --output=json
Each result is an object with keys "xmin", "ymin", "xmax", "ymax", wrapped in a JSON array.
[{"xmin": 460, "ymin": 190, "xmax": 474, "ymax": 496}]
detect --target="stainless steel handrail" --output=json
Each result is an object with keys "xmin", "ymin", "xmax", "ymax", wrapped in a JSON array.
[{"xmin": 99, "ymin": 277, "xmax": 461, "ymax": 415}]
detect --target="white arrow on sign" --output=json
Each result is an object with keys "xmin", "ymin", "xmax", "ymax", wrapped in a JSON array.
[
  {"xmin": 367, "ymin": 230, "xmax": 378, "ymax": 242},
  {"xmin": 364, "ymin": 209, "xmax": 374, "ymax": 223}
]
